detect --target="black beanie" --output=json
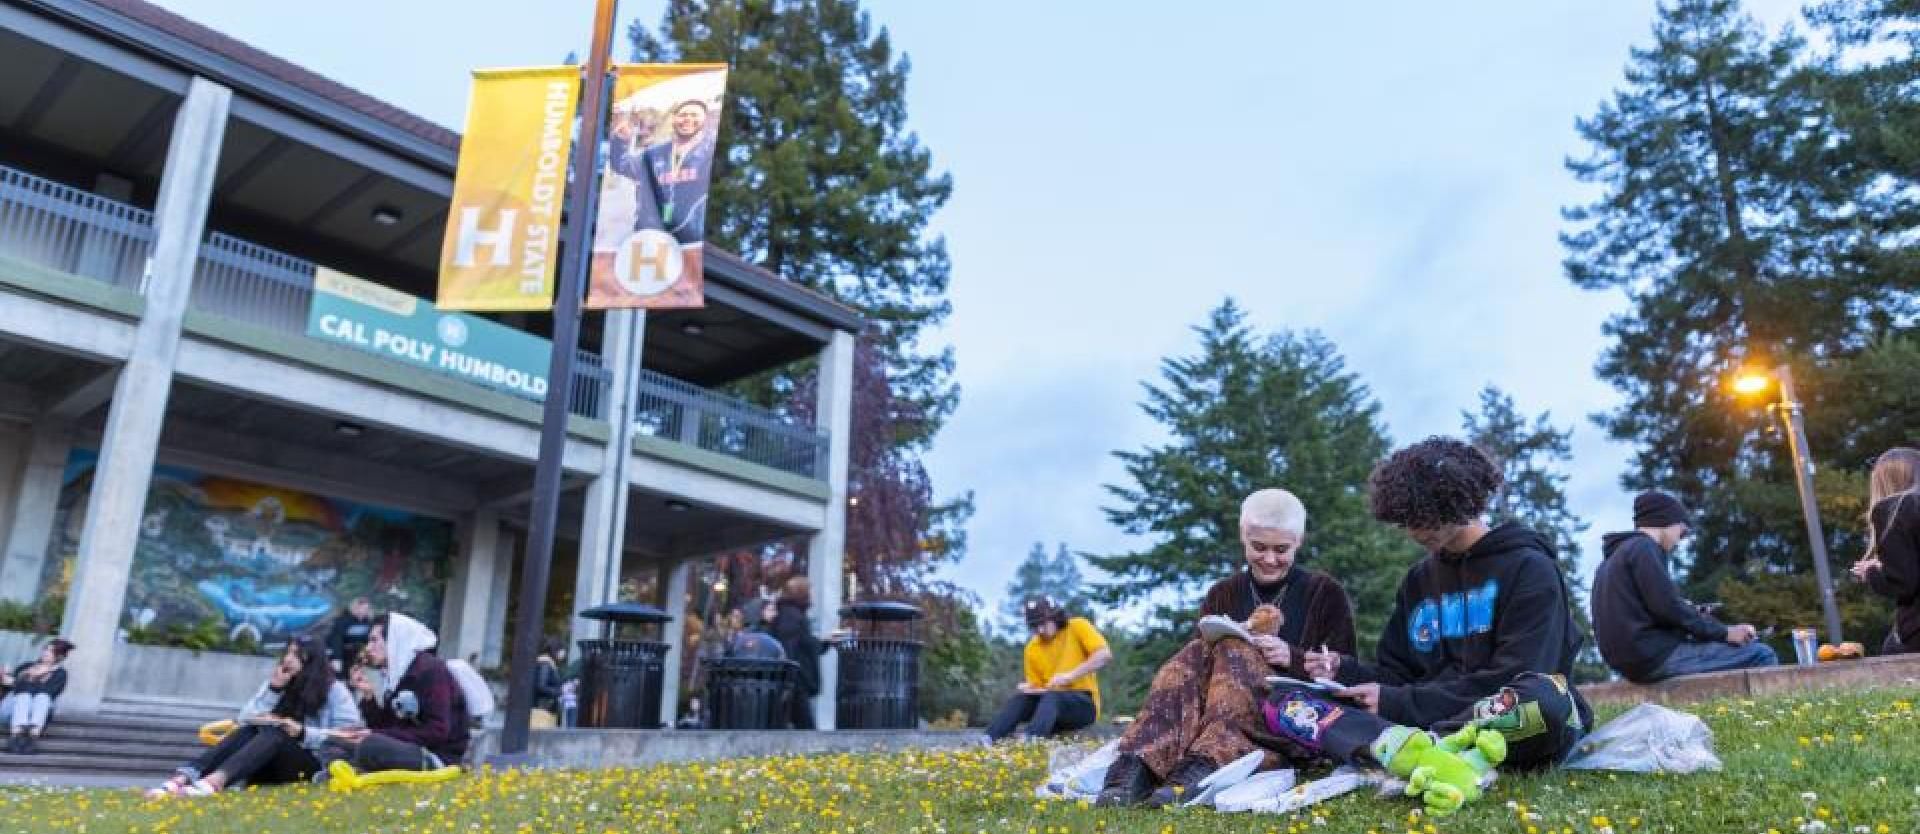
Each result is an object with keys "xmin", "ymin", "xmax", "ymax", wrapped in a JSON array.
[{"xmin": 1633, "ymin": 491, "xmax": 1691, "ymax": 529}]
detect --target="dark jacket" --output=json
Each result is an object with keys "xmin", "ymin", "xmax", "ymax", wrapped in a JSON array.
[
  {"xmin": 1591, "ymin": 531, "xmax": 1727, "ymax": 682},
  {"xmin": 532, "ymin": 657, "xmax": 562, "ymax": 713},
  {"xmin": 1337, "ymin": 521, "xmax": 1585, "ymax": 727},
  {"xmin": 328, "ymin": 614, "xmax": 374, "ymax": 665},
  {"xmin": 5, "ymin": 662, "xmax": 65, "ymax": 698},
  {"xmin": 1197, "ymin": 567, "xmax": 1358, "ymax": 679},
  {"xmin": 771, "ymin": 600, "xmax": 828, "ymax": 697},
  {"xmin": 608, "ymin": 135, "xmax": 713, "ymax": 243},
  {"xmin": 360, "ymin": 651, "xmax": 469, "ymax": 764},
  {"xmin": 1866, "ymin": 494, "xmax": 1920, "ymax": 652}
]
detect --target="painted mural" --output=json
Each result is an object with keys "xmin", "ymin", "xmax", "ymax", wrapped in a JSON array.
[{"xmin": 44, "ymin": 450, "xmax": 451, "ymax": 651}]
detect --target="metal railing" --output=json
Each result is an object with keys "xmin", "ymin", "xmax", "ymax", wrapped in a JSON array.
[
  {"xmin": 0, "ymin": 166, "xmax": 153, "ymax": 290},
  {"xmin": 186, "ymin": 232, "xmax": 610, "ymax": 421},
  {"xmin": 632, "ymin": 369, "xmax": 828, "ymax": 479},
  {"xmin": 0, "ymin": 163, "xmax": 827, "ymax": 479}
]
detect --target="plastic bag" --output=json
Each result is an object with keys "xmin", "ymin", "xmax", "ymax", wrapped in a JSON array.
[
  {"xmin": 1035, "ymin": 740, "xmax": 1119, "ymax": 800},
  {"xmin": 1562, "ymin": 703, "xmax": 1721, "ymax": 773},
  {"xmin": 1216, "ymin": 765, "xmax": 1380, "ymax": 814}
]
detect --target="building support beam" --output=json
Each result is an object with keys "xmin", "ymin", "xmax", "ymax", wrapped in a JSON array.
[
  {"xmin": 0, "ymin": 421, "xmax": 73, "ymax": 603},
  {"xmin": 657, "ymin": 557, "xmax": 692, "ymax": 728},
  {"xmin": 571, "ymin": 311, "xmax": 644, "ymax": 650},
  {"xmin": 806, "ymin": 330, "xmax": 855, "ymax": 730},
  {"xmin": 60, "ymin": 77, "xmax": 230, "ymax": 709}
]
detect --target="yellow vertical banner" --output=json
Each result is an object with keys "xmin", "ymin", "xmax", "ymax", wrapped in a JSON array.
[
  {"xmin": 437, "ymin": 67, "xmax": 580, "ymax": 311},
  {"xmin": 587, "ymin": 63, "xmax": 729, "ymax": 310}
]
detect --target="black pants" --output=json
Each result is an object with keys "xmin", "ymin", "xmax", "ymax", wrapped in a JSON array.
[
  {"xmin": 319, "ymin": 732, "xmax": 442, "ymax": 772},
  {"xmin": 1262, "ymin": 672, "xmax": 1590, "ymax": 772},
  {"xmin": 186, "ymin": 725, "xmax": 320, "ymax": 786},
  {"xmin": 985, "ymin": 690, "xmax": 1096, "ymax": 742}
]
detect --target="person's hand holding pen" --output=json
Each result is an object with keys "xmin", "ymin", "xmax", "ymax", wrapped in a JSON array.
[{"xmin": 1303, "ymin": 643, "xmax": 1341, "ymax": 680}]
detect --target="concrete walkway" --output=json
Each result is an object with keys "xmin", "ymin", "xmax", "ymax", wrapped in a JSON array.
[{"xmin": 1582, "ymin": 652, "xmax": 1920, "ymax": 707}]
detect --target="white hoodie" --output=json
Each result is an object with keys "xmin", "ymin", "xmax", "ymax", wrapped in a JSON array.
[{"xmin": 380, "ymin": 612, "xmax": 438, "ymax": 701}]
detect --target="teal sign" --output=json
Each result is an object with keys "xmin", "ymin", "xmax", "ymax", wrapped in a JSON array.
[{"xmin": 305, "ymin": 268, "xmax": 551, "ymax": 399}]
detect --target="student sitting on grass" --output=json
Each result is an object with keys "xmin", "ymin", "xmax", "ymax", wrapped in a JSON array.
[
  {"xmin": 321, "ymin": 613, "xmax": 469, "ymax": 775},
  {"xmin": 1288, "ymin": 438, "xmax": 1593, "ymax": 816},
  {"xmin": 984, "ymin": 597, "xmax": 1111, "ymax": 743},
  {"xmin": 147, "ymin": 636, "xmax": 361, "ymax": 797}
]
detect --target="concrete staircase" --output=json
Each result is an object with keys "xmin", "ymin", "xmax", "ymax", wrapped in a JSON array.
[{"xmin": 0, "ymin": 696, "xmax": 230, "ymax": 783}]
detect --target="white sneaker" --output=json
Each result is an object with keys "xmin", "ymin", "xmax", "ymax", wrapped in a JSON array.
[{"xmin": 182, "ymin": 779, "xmax": 218, "ymax": 797}]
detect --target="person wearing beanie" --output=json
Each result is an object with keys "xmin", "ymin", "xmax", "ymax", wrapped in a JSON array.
[
  {"xmin": 1591, "ymin": 490, "xmax": 1776, "ymax": 682},
  {"xmin": 982, "ymin": 596, "xmax": 1111, "ymax": 743}
]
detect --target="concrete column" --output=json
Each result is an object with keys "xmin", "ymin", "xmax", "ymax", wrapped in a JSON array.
[
  {"xmin": 806, "ymin": 329, "xmax": 855, "ymax": 730},
  {"xmin": 570, "ymin": 310, "xmax": 644, "ymax": 649},
  {"xmin": 0, "ymin": 421, "xmax": 74, "ymax": 603},
  {"xmin": 442, "ymin": 508, "xmax": 500, "ymax": 663},
  {"xmin": 657, "ymin": 557, "xmax": 692, "ymax": 728},
  {"xmin": 58, "ymin": 78, "xmax": 230, "ymax": 709},
  {"xmin": 482, "ymin": 530, "xmax": 516, "ymax": 668}
]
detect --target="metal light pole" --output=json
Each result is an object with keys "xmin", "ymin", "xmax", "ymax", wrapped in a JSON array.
[
  {"xmin": 1756, "ymin": 365, "xmax": 1846, "ymax": 645},
  {"xmin": 496, "ymin": 0, "xmax": 620, "ymax": 763}
]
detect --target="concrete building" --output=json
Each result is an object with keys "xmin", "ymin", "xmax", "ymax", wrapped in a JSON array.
[{"xmin": 0, "ymin": 0, "xmax": 857, "ymax": 729}]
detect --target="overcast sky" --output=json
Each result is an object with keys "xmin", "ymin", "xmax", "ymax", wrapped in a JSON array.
[{"xmin": 152, "ymin": 0, "xmax": 1804, "ymax": 626}]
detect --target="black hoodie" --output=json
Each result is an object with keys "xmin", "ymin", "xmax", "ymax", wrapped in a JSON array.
[
  {"xmin": 1336, "ymin": 521, "xmax": 1584, "ymax": 727},
  {"xmin": 1590, "ymin": 531, "xmax": 1726, "ymax": 682}
]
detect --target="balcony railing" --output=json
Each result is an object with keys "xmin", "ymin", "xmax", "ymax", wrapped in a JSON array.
[
  {"xmin": 0, "ymin": 166, "xmax": 153, "ymax": 291},
  {"xmin": 632, "ymin": 369, "xmax": 827, "ymax": 479},
  {"xmin": 0, "ymin": 163, "xmax": 827, "ymax": 478}
]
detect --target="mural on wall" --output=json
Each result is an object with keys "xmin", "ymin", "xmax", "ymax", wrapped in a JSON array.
[{"xmin": 44, "ymin": 450, "xmax": 452, "ymax": 652}]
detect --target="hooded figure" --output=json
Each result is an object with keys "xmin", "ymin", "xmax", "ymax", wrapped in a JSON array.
[{"xmin": 322, "ymin": 612, "xmax": 469, "ymax": 774}]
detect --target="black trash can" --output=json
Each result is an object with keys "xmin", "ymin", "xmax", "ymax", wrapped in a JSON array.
[
  {"xmin": 705, "ymin": 657, "xmax": 800, "ymax": 729},
  {"xmin": 575, "ymin": 602, "xmax": 673, "ymax": 729},
  {"xmin": 835, "ymin": 601, "xmax": 924, "ymax": 730}
]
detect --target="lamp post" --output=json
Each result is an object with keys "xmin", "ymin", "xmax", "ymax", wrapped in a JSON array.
[{"xmin": 1733, "ymin": 365, "xmax": 1845, "ymax": 644}]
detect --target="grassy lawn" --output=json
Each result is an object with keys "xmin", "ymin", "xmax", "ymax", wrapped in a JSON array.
[{"xmin": 2, "ymin": 688, "xmax": 1917, "ymax": 834}]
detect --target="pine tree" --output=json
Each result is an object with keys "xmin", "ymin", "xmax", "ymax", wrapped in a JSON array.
[
  {"xmin": 1461, "ymin": 386, "xmax": 1605, "ymax": 680},
  {"xmin": 1561, "ymin": 0, "xmax": 1913, "ymax": 606},
  {"xmin": 1090, "ymin": 300, "xmax": 1411, "ymax": 651},
  {"xmin": 999, "ymin": 543, "xmax": 1091, "ymax": 635},
  {"xmin": 631, "ymin": 0, "xmax": 956, "ymax": 443}
]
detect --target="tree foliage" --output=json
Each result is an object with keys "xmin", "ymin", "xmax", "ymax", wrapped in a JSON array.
[
  {"xmin": 1090, "ymin": 300, "xmax": 1412, "ymax": 652},
  {"xmin": 631, "ymin": 0, "xmax": 956, "ymax": 443},
  {"xmin": 999, "ymin": 543, "xmax": 1091, "ymax": 636},
  {"xmin": 1564, "ymin": 0, "xmax": 1917, "ymax": 601},
  {"xmin": 1566, "ymin": 0, "xmax": 1919, "ymax": 646}
]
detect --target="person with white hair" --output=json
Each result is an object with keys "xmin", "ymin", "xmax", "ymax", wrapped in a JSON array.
[{"xmin": 1097, "ymin": 488, "xmax": 1358, "ymax": 808}]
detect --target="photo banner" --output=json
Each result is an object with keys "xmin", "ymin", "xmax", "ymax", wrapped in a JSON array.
[
  {"xmin": 586, "ymin": 63, "xmax": 729, "ymax": 309},
  {"xmin": 437, "ymin": 67, "xmax": 580, "ymax": 311}
]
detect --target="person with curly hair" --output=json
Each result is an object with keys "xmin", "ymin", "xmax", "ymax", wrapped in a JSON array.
[{"xmin": 1267, "ymin": 437, "xmax": 1593, "ymax": 816}]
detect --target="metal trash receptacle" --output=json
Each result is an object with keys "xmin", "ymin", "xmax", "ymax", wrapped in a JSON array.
[
  {"xmin": 575, "ymin": 602, "xmax": 673, "ymax": 729},
  {"xmin": 835, "ymin": 601, "xmax": 924, "ymax": 730},
  {"xmin": 705, "ymin": 657, "xmax": 799, "ymax": 729}
]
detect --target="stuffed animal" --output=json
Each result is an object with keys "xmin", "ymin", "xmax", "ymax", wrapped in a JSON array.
[
  {"xmin": 1373, "ymin": 724, "xmax": 1505, "ymax": 816},
  {"xmin": 1247, "ymin": 604, "xmax": 1284, "ymax": 637}
]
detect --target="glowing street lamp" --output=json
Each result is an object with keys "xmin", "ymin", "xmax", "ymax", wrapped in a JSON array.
[{"xmin": 1730, "ymin": 364, "xmax": 1844, "ymax": 644}]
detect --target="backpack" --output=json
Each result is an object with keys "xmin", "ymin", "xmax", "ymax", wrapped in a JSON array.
[{"xmin": 445, "ymin": 658, "xmax": 495, "ymax": 719}]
